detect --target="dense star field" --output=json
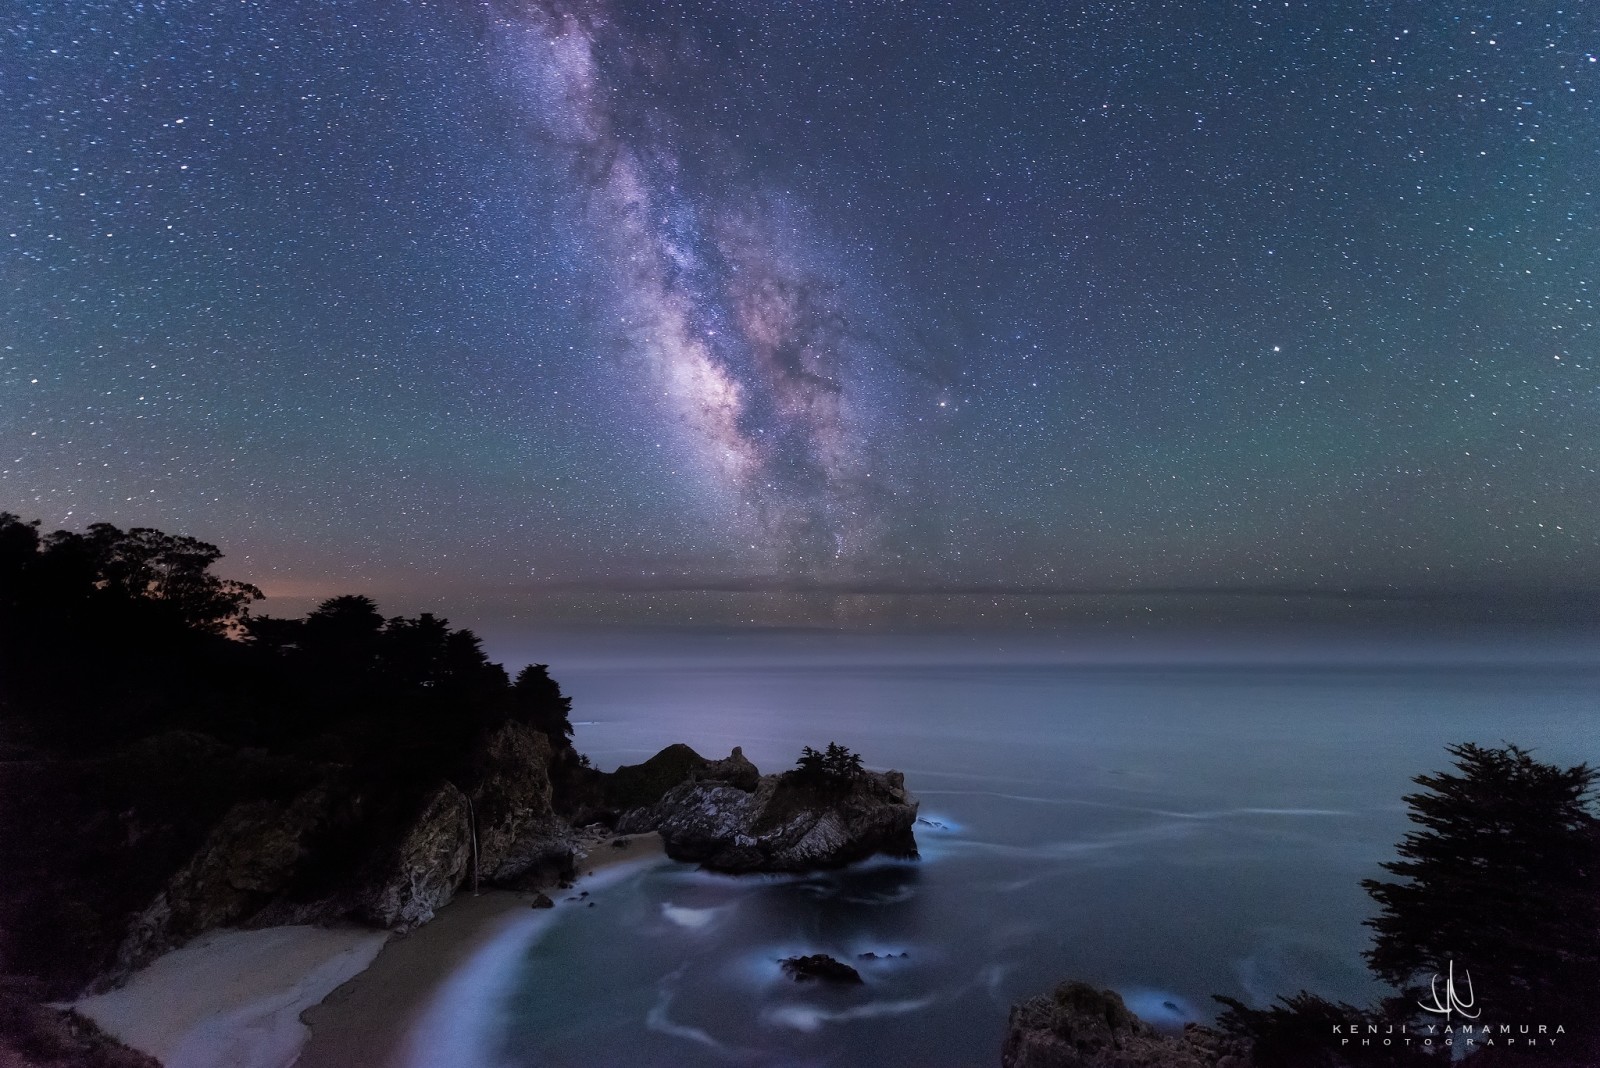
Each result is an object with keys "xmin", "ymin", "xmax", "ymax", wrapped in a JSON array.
[{"xmin": 3, "ymin": 1, "xmax": 1597, "ymax": 625}]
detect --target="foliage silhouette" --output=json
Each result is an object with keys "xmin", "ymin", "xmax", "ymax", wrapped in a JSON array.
[
  {"xmin": 1217, "ymin": 743, "xmax": 1600, "ymax": 1066},
  {"xmin": 0, "ymin": 514, "xmax": 580, "ymax": 994},
  {"xmin": 791, "ymin": 742, "xmax": 865, "ymax": 785}
]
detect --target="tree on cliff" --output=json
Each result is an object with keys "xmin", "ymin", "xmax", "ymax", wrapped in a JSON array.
[
  {"xmin": 791, "ymin": 742, "xmax": 865, "ymax": 787},
  {"xmin": 0, "ymin": 514, "xmax": 589, "ymax": 998},
  {"xmin": 1219, "ymin": 743, "xmax": 1600, "ymax": 1065},
  {"xmin": 1362, "ymin": 743, "xmax": 1600, "ymax": 1035},
  {"xmin": 511, "ymin": 663, "xmax": 575, "ymax": 743}
]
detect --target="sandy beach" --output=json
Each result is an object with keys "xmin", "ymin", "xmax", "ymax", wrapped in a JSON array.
[
  {"xmin": 71, "ymin": 926, "xmax": 388, "ymax": 1068},
  {"xmin": 71, "ymin": 832, "xmax": 665, "ymax": 1068}
]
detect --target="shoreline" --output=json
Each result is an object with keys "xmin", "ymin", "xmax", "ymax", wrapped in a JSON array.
[
  {"xmin": 71, "ymin": 831, "xmax": 666, "ymax": 1068},
  {"xmin": 299, "ymin": 828, "xmax": 667, "ymax": 1068}
]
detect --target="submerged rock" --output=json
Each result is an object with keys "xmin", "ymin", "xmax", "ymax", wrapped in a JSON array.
[
  {"xmin": 1002, "ymin": 982, "xmax": 1247, "ymax": 1068},
  {"xmin": 780, "ymin": 954, "xmax": 865, "ymax": 985},
  {"xmin": 619, "ymin": 753, "xmax": 918, "ymax": 872}
]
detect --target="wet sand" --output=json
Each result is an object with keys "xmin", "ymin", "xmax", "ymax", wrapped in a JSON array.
[
  {"xmin": 70, "ymin": 832, "xmax": 665, "ymax": 1068},
  {"xmin": 296, "ymin": 831, "xmax": 665, "ymax": 1068}
]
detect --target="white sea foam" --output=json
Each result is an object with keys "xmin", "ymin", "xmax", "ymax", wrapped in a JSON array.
[
  {"xmin": 643, "ymin": 965, "xmax": 763, "ymax": 1059},
  {"xmin": 661, "ymin": 903, "xmax": 724, "ymax": 929},
  {"xmin": 397, "ymin": 910, "xmax": 554, "ymax": 1068},
  {"xmin": 761, "ymin": 995, "xmax": 938, "ymax": 1033},
  {"xmin": 1120, "ymin": 987, "xmax": 1203, "ymax": 1029},
  {"xmin": 400, "ymin": 860, "xmax": 662, "ymax": 1068},
  {"xmin": 644, "ymin": 996, "xmax": 726, "ymax": 1050}
]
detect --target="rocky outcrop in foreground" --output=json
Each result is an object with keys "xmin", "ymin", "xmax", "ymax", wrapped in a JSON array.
[
  {"xmin": 616, "ymin": 747, "xmax": 918, "ymax": 872},
  {"xmin": 1003, "ymin": 982, "xmax": 1248, "ymax": 1068}
]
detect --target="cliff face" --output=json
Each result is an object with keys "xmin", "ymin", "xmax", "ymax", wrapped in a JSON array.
[
  {"xmin": 617, "ymin": 748, "xmax": 918, "ymax": 872},
  {"xmin": 1002, "ymin": 982, "xmax": 1248, "ymax": 1068},
  {"xmin": 102, "ymin": 721, "xmax": 574, "ymax": 985}
]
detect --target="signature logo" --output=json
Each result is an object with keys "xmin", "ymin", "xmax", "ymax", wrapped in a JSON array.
[{"xmin": 1418, "ymin": 960, "xmax": 1481, "ymax": 1019}]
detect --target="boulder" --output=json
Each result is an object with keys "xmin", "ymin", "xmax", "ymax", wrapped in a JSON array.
[
  {"xmin": 780, "ymin": 954, "xmax": 864, "ymax": 985},
  {"xmin": 699, "ymin": 746, "xmax": 761, "ymax": 791},
  {"xmin": 465, "ymin": 722, "xmax": 576, "ymax": 887},
  {"xmin": 105, "ymin": 719, "xmax": 576, "ymax": 983},
  {"xmin": 103, "ymin": 782, "xmax": 346, "ymax": 983},
  {"xmin": 357, "ymin": 723, "xmax": 577, "ymax": 925},
  {"xmin": 621, "ymin": 765, "xmax": 918, "ymax": 872},
  {"xmin": 353, "ymin": 781, "xmax": 472, "ymax": 930},
  {"xmin": 487, "ymin": 814, "xmax": 576, "ymax": 888},
  {"xmin": 466, "ymin": 721, "xmax": 554, "ymax": 871},
  {"xmin": 1002, "ymin": 982, "xmax": 1247, "ymax": 1068}
]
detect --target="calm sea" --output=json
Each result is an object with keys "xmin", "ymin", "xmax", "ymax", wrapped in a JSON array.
[{"xmin": 403, "ymin": 630, "xmax": 1599, "ymax": 1067}]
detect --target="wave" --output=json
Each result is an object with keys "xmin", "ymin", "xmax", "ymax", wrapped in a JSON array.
[
  {"xmin": 397, "ymin": 910, "xmax": 556, "ymax": 1068},
  {"xmin": 761, "ymin": 995, "xmax": 938, "ymax": 1033},
  {"xmin": 918, "ymin": 788, "xmax": 1355, "ymax": 822},
  {"xmin": 661, "ymin": 903, "xmax": 726, "ymax": 930},
  {"xmin": 399, "ymin": 859, "xmax": 664, "ymax": 1068}
]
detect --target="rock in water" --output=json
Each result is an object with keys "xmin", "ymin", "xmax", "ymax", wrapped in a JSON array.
[
  {"xmin": 619, "ymin": 757, "xmax": 918, "ymax": 872},
  {"xmin": 1002, "ymin": 982, "xmax": 1247, "ymax": 1068},
  {"xmin": 780, "ymin": 954, "xmax": 865, "ymax": 985}
]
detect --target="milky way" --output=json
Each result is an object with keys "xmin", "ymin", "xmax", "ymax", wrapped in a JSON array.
[
  {"xmin": 2, "ymin": 0, "xmax": 1597, "ymax": 627},
  {"xmin": 491, "ymin": 0, "xmax": 900, "ymax": 572}
]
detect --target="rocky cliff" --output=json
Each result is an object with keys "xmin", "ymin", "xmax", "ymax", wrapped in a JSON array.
[
  {"xmin": 1002, "ymin": 982, "xmax": 1248, "ymax": 1068},
  {"xmin": 101, "ymin": 720, "xmax": 575, "ymax": 986},
  {"xmin": 616, "ymin": 747, "xmax": 918, "ymax": 872}
]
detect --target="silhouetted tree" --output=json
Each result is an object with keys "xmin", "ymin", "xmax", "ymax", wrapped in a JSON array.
[
  {"xmin": 511, "ymin": 663, "xmax": 575, "ymax": 743},
  {"xmin": 1218, "ymin": 743, "xmax": 1600, "ymax": 1065},
  {"xmin": 1214, "ymin": 991, "xmax": 1429, "ymax": 1067},
  {"xmin": 794, "ymin": 745, "xmax": 827, "ymax": 780},
  {"xmin": 0, "ymin": 514, "xmax": 594, "ymax": 999},
  {"xmin": 1362, "ymin": 743, "xmax": 1600, "ymax": 1036},
  {"xmin": 55, "ymin": 522, "xmax": 260, "ymax": 631},
  {"xmin": 791, "ymin": 742, "xmax": 864, "ymax": 788},
  {"xmin": 823, "ymin": 741, "xmax": 864, "ymax": 779}
]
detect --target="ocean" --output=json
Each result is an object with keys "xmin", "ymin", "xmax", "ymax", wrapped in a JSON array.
[{"xmin": 409, "ymin": 629, "xmax": 1598, "ymax": 1067}]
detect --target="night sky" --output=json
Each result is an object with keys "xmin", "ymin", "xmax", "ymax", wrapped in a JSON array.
[{"xmin": 4, "ymin": 1, "xmax": 1597, "ymax": 628}]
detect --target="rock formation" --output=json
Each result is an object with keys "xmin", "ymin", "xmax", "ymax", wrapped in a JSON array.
[
  {"xmin": 603, "ymin": 743, "xmax": 710, "ymax": 811},
  {"xmin": 353, "ymin": 780, "xmax": 473, "ymax": 929},
  {"xmin": 1002, "ymin": 982, "xmax": 1247, "ymax": 1068},
  {"xmin": 617, "ymin": 747, "xmax": 918, "ymax": 872},
  {"xmin": 102, "ymin": 721, "xmax": 575, "ymax": 985},
  {"xmin": 780, "ymin": 954, "xmax": 865, "ymax": 984}
]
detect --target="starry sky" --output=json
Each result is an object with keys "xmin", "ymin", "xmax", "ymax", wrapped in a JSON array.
[{"xmin": 3, "ymin": 1, "xmax": 1597, "ymax": 629}]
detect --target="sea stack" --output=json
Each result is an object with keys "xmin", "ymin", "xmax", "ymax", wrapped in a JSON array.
[{"xmin": 615, "ymin": 746, "xmax": 919, "ymax": 872}]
